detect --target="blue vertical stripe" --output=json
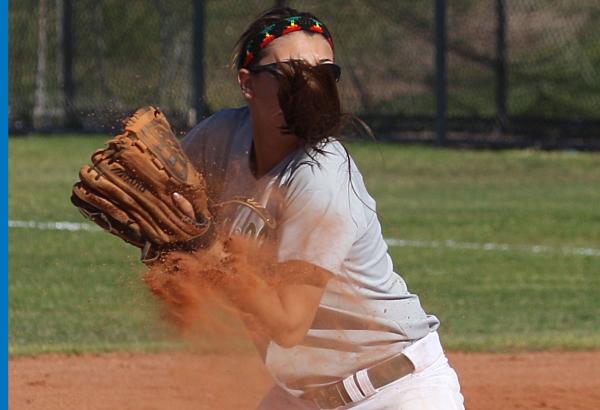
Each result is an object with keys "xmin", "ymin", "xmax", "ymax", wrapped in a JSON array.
[{"xmin": 1, "ymin": 0, "xmax": 8, "ymax": 406}]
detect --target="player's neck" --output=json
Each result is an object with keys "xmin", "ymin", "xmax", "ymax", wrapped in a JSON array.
[{"xmin": 251, "ymin": 120, "xmax": 300, "ymax": 178}]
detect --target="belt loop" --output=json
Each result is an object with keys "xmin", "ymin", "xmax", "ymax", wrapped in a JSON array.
[
  {"xmin": 355, "ymin": 369, "xmax": 377, "ymax": 397},
  {"xmin": 342, "ymin": 375, "xmax": 365, "ymax": 402}
]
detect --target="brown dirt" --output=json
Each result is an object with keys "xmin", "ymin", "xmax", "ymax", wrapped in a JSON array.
[{"xmin": 9, "ymin": 351, "xmax": 600, "ymax": 410}]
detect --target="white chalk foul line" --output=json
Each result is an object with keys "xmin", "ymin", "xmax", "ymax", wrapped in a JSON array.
[
  {"xmin": 8, "ymin": 219, "xmax": 101, "ymax": 232},
  {"xmin": 7, "ymin": 219, "xmax": 600, "ymax": 257},
  {"xmin": 384, "ymin": 238, "xmax": 600, "ymax": 257}
]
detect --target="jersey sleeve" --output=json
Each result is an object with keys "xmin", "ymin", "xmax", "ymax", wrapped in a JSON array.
[{"xmin": 276, "ymin": 162, "xmax": 360, "ymax": 277}]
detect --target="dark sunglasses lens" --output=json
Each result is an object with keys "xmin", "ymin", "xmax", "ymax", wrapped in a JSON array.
[
  {"xmin": 252, "ymin": 62, "xmax": 341, "ymax": 81},
  {"xmin": 329, "ymin": 64, "xmax": 341, "ymax": 82},
  {"xmin": 312, "ymin": 64, "xmax": 341, "ymax": 82}
]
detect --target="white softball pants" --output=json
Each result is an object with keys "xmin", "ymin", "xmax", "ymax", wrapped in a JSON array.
[{"xmin": 257, "ymin": 342, "xmax": 464, "ymax": 410}]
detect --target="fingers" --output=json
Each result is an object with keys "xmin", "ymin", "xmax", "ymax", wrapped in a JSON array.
[{"xmin": 172, "ymin": 192, "xmax": 195, "ymax": 218}]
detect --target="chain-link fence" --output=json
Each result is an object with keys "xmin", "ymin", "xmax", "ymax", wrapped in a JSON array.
[
  {"xmin": 9, "ymin": 0, "xmax": 600, "ymax": 147},
  {"xmin": 442, "ymin": 0, "xmax": 600, "ymax": 146}
]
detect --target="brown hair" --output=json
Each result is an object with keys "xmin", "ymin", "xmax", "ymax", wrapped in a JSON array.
[{"xmin": 276, "ymin": 60, "xmax": 346, "ymax": 153}]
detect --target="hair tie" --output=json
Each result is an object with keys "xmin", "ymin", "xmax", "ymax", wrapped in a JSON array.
[{"xmin": 241, "ymin": 16, "xmax": 334, "ymax": 69}]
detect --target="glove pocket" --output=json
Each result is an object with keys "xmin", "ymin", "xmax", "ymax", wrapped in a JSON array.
[{"xmin": 78, "ymin": 164, "xmax": 172, "ymax": 245}]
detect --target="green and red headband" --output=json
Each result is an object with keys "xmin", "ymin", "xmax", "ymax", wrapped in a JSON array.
[{"xmin": 241, "ymin": 15, "xmax": 334, "ymax": 69}]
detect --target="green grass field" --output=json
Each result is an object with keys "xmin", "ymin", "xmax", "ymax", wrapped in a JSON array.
[{"xmin": 8, "ymin": 135, "xmax": 600, "ymax": 356}]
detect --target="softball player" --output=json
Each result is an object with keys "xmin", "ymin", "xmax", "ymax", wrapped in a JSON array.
[{"xmin": 179, "ymin": 6, "xmax": 465, "ymax": 409}]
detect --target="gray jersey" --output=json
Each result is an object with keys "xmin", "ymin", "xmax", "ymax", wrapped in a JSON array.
[{"xmin": 182, "ymin": 107, "xmax": 440, "ymax": 394}]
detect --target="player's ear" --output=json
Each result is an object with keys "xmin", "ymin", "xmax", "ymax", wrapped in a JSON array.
[{"xmin": 238, "ymin": 69, "xmax": 254, "ymax": 100}]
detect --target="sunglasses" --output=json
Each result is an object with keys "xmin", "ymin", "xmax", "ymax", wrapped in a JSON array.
[{"xmin": 248, "ymin": 60, "xmax": 342, "ymax": 82}]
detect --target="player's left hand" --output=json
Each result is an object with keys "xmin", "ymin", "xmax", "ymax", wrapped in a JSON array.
[{"xmin": 71, "ymin": 106, "xmax": 213, "ymax": 263}]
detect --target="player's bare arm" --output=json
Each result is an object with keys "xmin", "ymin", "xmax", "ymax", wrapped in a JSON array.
[{"xmin": 168, "ymin": 250, "xmax": 330, "ymax": 347}]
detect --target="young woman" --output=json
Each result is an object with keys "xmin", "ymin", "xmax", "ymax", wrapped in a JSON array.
[{"xmin": 174, "ymin": 6, "xmax": 465, "ymax": 409}]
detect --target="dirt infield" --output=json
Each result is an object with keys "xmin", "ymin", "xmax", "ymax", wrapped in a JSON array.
[{"xmin": 9, "ymin": 351, "xmax": 600, "ymax": 409}]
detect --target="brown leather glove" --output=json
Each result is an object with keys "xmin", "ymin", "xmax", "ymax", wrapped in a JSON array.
[{"xmin": 71, "ymin": 106, "xmax": 212, "ymax": 263}]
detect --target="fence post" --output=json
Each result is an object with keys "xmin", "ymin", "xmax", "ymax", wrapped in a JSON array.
[
  {"xmin": 496, "ymin": 0, "xmax": 508, "ymax": 132},
  {"xmin": 435, "ymin": 0, "xmax": 447, "ymax": 145},
  {"xmin": 62, "ymin": 0, "xmax": 75, "ymax": 127},
  {"xmin": 192, "ymin": 0, "xmax": 205, "ymax": 126},
  {"xmin": 33, "ymin": 0, "xmax": 50, "ymax": 130}
]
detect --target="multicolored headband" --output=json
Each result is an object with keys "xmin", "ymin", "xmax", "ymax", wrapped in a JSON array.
[{"xmin": 241, "ymin": 15, "xmax": 334, "ymax": 69}]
